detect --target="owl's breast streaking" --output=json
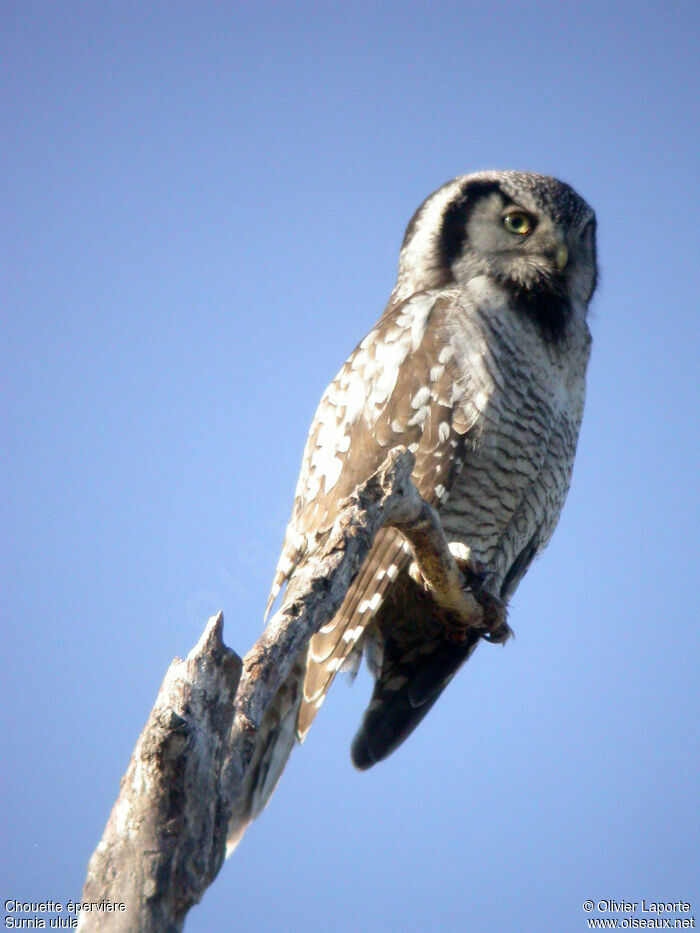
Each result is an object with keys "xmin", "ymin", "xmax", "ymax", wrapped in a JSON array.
[{"xmin": 436, "ymin": 276, "xmax": 591, "ymax": 597}]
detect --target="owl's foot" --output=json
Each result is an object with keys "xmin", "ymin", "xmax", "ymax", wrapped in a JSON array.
[
  {"xmin": 438, "ymin": 597, "xmax": 510, "ymax": 644},
  {"xmin": 481, "ymin": 619, "xmax": 513, "ymax": 644},
  {"xmin": 408, "ymin": 549, "xmax": 511, "ymax": 644},
  {"xmin": 452, "ymin": 556, "xmax": 512, "ymax": 644}
]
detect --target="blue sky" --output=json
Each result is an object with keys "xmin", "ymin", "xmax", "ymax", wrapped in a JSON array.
[{"xmin": 2, "ymin": 2, "xmax": 698, "ymax": 930}]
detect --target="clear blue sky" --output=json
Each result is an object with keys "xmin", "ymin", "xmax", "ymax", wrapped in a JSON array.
[{"xmin": 2, "ymin": 2, "xmax": 698, "ymax": 930}]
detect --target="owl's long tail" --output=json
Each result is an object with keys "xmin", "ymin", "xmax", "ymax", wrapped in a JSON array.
[
  {"xmin": 350, "ymin": 627, "xmax": 482, "ymax": 770},
  {"xmin": 226, "ymin": 663, "xmax": 304, "ymax": 854}
]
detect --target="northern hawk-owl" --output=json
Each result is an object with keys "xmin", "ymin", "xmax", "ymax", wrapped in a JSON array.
[{"xmin": 229, "ymin": 170, "xmax": 597, "ymax": 848}]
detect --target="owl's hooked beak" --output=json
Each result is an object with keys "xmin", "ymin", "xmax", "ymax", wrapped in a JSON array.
[{"xmin": 555, "ymin": 236, "xmax": 569, "ymax": 272}]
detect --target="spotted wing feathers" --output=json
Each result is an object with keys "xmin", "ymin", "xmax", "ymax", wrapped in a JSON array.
[{"xmin": 266, "ymin": 291, "xmax": 477, "ymax": 742}]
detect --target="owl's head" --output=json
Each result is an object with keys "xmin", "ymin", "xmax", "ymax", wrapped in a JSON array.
[{"xmin": 394, "ymin": 171, "xmax": 597, "ymax": 342}]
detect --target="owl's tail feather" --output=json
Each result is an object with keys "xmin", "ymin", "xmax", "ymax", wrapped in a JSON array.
[
  {"xmin": 350, "ymin": 630, "xmax": 481, "ymax": 770},
  {"xmin": 226, "ymin": 665, "xmax": 303, "ymax": 855}
]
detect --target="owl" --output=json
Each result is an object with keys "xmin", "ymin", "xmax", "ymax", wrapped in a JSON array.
[{"xmin": 229, "ymin": 170, "xmax": 597, "ymax": 848}]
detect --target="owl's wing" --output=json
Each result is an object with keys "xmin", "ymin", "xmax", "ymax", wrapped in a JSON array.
[{"xmin": 265, "ymin": 290, "xmax": 478, "ymax": 740}]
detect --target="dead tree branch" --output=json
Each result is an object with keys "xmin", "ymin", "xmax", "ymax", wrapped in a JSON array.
[
  {"xmin": 78, "ymin": 613, "xmax": 242, "ymax": 932},
  {"xmin": 79, "ymin": 446, "xmax": 496, "ymax": 931}
]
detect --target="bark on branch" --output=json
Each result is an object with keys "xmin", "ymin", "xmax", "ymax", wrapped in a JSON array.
[{"xmin": 79, "ymin": 446, "xmax": 496, "ymax": 931}]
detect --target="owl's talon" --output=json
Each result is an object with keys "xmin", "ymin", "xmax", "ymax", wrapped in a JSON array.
[
  {"xmin": 481, "ymin": 621, "xmax": 513, "ymax": 644},
  {"xmin": 450, "ymin": 554, "xmax": 508, "ymax": 639}
]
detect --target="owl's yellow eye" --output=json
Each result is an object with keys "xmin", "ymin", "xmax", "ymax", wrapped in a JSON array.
[{"xmin": 502, "ymin": 211, "xmax": 535, "ymax": 235}]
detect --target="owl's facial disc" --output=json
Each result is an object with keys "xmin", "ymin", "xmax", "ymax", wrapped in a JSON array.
[
  {"xmin": 440, "ymin": 184, "xmax": 589, "ymax": 342},
  {"xmin": 400, "ymin": 171, "xmax": 596, "ymax": 340}
]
